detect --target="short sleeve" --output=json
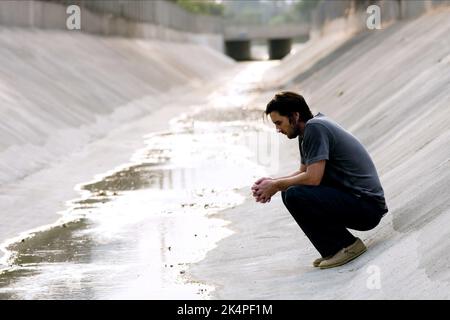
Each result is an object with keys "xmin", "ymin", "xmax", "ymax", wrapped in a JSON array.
[{"xmin": 302, "ymin": 123, "xmax": 330, "ymax": 165}]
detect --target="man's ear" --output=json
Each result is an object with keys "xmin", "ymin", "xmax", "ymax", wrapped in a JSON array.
[{"xmin": 294, "ymin": 112, "xmax": 300, "ymax": 122}]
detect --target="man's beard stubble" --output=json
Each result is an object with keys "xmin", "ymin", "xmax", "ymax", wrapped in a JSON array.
[{"xmin": 287, "ymin": 116, "xmax": 302, "ymax": 139}]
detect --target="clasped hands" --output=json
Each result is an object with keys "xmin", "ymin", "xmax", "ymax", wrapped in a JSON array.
[{"xmin": 251, "ymin": 177, "xmax": 279, "ymax": 203}]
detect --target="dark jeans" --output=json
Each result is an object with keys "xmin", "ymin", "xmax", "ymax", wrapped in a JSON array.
[{"xmin": 281, "ymin": 185, "xmax": 387, "ymax": 258}]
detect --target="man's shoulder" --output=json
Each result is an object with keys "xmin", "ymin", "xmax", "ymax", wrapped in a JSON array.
[
  {"xmin": 306, "ymin": 118, "xmax": 326, "ymax": 126},
  {"xmin": 306, "ymin": 113, "xmax": 342, "ymax": 132},
  {"xmin": 305, "ymin": 114, "xmax": 332, "ymax": 131}
]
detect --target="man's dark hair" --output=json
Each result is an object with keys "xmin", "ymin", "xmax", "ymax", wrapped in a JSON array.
[{"xmin": 265, "ymin": 91, "xmax": 313, "ymax": 122}]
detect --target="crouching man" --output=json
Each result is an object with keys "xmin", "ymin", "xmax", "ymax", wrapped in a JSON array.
[{"xmin": 252, "ymin": 92, "xmax": 388, "ymax": 269}]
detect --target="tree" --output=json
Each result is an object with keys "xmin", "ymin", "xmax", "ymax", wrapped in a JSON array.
[
  {"xmin": 295, "ymin": 0, "xmax": 322, "ymax": 21},
  {"xmin": 173, "ymin": 0, "xmax": 225, "ymax": 16}
]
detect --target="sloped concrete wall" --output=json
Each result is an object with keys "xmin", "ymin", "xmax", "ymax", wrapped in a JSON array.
[{"xmin": 0, "ymin": 28, "xmax": 234, "ymax": 184}]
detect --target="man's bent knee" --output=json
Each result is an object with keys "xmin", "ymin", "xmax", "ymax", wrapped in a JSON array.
[{"xmin": 283, "ymin": 185, "xmax": 315, "ymax": 210}]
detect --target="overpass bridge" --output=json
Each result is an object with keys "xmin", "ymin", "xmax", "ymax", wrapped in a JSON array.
[
  {"xmin": 81, "ymin": 0, "xmax": 311, "ymax": 60},
  {"xmin": 223, "ymin": 23, "xmax": 310, "ymax": 60}
]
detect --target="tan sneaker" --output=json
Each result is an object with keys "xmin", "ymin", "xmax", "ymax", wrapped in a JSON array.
[
  {"xmin": 313, "ymin": 255, "xmax": 332, "ymax": 267},
  {"xmin": 318, "ymin": 238, "xmax": 367, "ymax": 269}
]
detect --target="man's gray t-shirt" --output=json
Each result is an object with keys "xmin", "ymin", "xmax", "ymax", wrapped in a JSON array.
[{"xmin": 299, "ymin": 113, "xmax": 387, "ymax": 209}]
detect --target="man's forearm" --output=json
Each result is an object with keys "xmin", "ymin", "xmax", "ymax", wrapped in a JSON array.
[
  {"xmin": 275, "ymin": 170, "xmax": 302, "ymax": 181},
  {"xmin": 275, "ymin": 172, "xmax": 318, "ymax": 191}
]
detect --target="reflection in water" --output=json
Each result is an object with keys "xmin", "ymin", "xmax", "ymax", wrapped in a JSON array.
[
  {"xmin": 0, "ymin": 118, "xmax": 278, "ymax": 299},
  {"xmin": 0, "ymin": 219, "xmax": 96, "ymax": 299},
  {"xmin": 82, "ymin": 164, "xmax": 167, "ymax": 193},
  {"xmin": 81, "ymin": 120, "xmax": 278, "ymax": 195},
  {"xmin": 8, "ymin": 220, "xmax": 92, "ymax": 265}
]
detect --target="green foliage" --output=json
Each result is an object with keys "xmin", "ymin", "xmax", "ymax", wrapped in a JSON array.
[
  {"xmin": 266, "ymin": 0, "xmax": 322, "ymax": 26},
  {"xmin": 175, "ymin": 0, "xmax": 225, "ymax": 16},
  {"xmin": 229, "ymin": 7, "xmax": 262, "ymax": 25},
  {"xmin": 268, "ymin": 11, "xmax": 298, "ymax": 26},
  {"xmin": 295, "ymin": 0, "xmax": 322, "ymax": 14},
  {"xmin": 296, "ymin": 0, "xmax": 322, "ymax": 11},
  {"xmin": 294, "ymin": 0, "xmax": 322, "ymax": 21}
]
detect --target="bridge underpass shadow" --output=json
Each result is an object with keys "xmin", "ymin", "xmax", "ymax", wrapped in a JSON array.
[{"xmin": 226, "ymin": 37, "xmax": 308, "ymax": 61}]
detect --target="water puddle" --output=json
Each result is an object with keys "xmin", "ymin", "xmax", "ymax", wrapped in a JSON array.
[{"xmin": 0, "ymin": 61, "xmax": 279, "ymax": 299}]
